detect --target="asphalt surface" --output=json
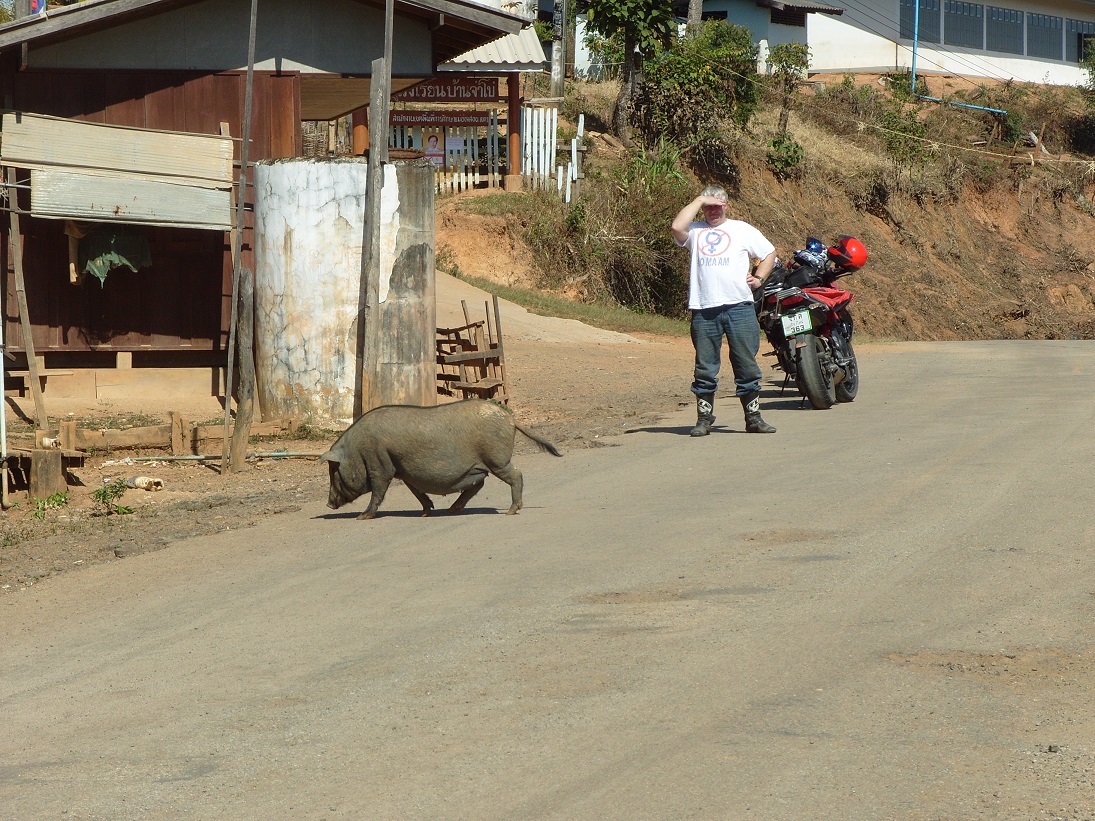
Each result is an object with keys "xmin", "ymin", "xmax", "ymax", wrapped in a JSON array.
[{"xmin": 3, "ymin": 341, "xmax": 1094, "ymax": 820}]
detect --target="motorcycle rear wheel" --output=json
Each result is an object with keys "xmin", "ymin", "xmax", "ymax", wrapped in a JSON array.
[
  {"xmin": 834, "ymin": 333, "xmax": 859, "ymax": 403},
  {"xmin": 795, "ymin": 333, "xmax": 836, "ymax": 409}
]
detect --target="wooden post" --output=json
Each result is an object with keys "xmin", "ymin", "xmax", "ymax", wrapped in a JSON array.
[
  {"xmin": 170, "ymin": 411, "xmax": 185, "ymax": 455},
  {"xmin": 222, "ymin": 0, "xmax": 259, "ymax": 472},
  {"xmin": 6, "ymin": 166, "xmax": 49, "ymax": 433},
  {"xmin": 59, "ymin": 420, "xmax": 77, "ymax": 451},
  {"xmin": 550, "ymin": 0, "xmax": 567, "ymax": 99},
  {"xmin": 505, "ymin": 73, "xmax": 522, "ymax": 192},
  {"xmin": 357, "ymin": 56, "xmax": 391, "ymax": 417},
  {"xmin": 493, "ymin": 293, "xmax": 508, "ymax": 400},
  {"xmin": 29, "ymin": 449, "xmax": 65, "ymax": 501},
  {"xmin": 352, "ymin": 108, "xmax": 369, "ymax": 155},
  {"xmin": 228, "ymin": 266, "xmax": 255, "ymax": 471}
]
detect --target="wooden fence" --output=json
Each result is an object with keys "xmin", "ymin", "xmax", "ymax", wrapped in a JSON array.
[{"xmin": 389, "ymin": 110, "xmax": 502, "ymax": 195}]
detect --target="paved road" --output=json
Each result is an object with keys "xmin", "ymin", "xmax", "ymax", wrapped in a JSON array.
[{"xmin": 4, "ymin": 342, "xmax": 1095, "ymax": 820}]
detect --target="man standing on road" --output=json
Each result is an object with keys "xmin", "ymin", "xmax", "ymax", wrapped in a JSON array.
[{"xmin": 671, "ymin": 185, "xmax": 778, "ymax": 437}]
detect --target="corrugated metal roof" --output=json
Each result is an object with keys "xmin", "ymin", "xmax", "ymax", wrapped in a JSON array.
[
  {"xmin": 437, "ymin": 26, "xmax": 546, "ymax": 72},
  {"xmin": 759, "ymin": 0, "xmax": 844, "ymax": 15},
  {"xmin": 0, "ymin": 0, "xmax": 526, "ymax": 56}
]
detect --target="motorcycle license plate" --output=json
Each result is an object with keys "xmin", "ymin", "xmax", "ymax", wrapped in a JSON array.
[{"xmin": 781, "ymin": 309, "xmax": 812, "ymax": 336}]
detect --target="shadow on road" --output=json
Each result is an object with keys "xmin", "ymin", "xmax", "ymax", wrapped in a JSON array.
[{"xmin": 314, "ymin": 506, "xmax": 503, "ymax": 521}]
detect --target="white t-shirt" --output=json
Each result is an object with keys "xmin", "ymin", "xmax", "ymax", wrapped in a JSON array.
[{"xmin": 677, "ymin": 219, "xmax": 775, "ymax": 310}]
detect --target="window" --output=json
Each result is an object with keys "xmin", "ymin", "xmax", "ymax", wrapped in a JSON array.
[
  {"xmin": 901, "ymin": 0, "xmax": 941, "ymax": 44},
  {"xmin": 944, "ymin": 2, "xmax": 983, "ymax": 49},
  {"xmin": 986, "ymin": 6, "xmax": 1023, "ymax": 54},
  {"xmin": 770, "ymin": 8, "xmax": 806, "ymax": 27},
  {"xmin": 1067, "ymin": 19, "xmax": 1095, "ymax": 62},
  {"xmin": 1027, "ymin": 13, "xmax": 1062, "ymax": 60}
]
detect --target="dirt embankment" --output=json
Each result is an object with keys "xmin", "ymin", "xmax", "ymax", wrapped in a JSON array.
[{"xmin": 449, "ymin": 75, "xmax": 1095, "ymax": 344}]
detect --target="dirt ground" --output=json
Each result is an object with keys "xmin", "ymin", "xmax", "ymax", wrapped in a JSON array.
[{"xmin": 0, "ymin": 307, "xmax": 696, "ymax": 595}]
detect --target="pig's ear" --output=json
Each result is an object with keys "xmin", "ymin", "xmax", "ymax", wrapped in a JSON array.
[{"xmin": 320, "ymin": 448, "xmax": 341, "ymax": 466}]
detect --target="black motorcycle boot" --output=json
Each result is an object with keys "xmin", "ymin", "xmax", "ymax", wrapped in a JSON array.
[
  {"xmin": 741, "ymin": 392, "xmax": 776, "ymax": 434},
  {"xmin": 690, "ymin": 394, "xmax": 716, "ymax": 437}
]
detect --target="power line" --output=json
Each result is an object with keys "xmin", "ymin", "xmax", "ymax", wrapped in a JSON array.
[
  {"xmin": 845, "ymin": 0, "xmax": 1066, "ymax": 84},
  {"xmin": 830, "ymin": 0, "xmax": 1025, "ymax": 88}
]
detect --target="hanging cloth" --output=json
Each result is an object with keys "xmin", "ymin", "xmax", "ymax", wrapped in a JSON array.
[{"xmin": 78, "ymin": 228, "xmax": 152, "ymax": 286}]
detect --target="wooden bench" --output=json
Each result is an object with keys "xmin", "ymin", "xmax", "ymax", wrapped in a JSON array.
[{"xmin": 436, "ymin": 295, "xmax": 509, "ymax": 403}]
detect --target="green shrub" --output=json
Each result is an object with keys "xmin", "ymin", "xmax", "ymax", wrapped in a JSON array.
[
  {"xmin": 583, "ymin": 30, "xmax": 624, "ymax": 80},
  {"xmin": 767, "ymin": 132, "xmax": 804, "ymax": 179},
  {"xmin": 92, "ymin": 479, "xmax": 134, "ymax": 516},
  {"xmin": 519, "ymin": 145, "xmax": 692, "ymax": 316},
  {"xmin": 1065, "ymin": 112, "xmax": 1095, "ymax": 154},
  {"xmin": 878, "ymin": 105, "xmax": 927, "ymax": 166},
  {"xmin": 631, "ymin": 20, "xmax": 759, "ymax": 179},
  {"xmin": 32, "ymin": 491, "xmax": 69, "ymax": 520},
  {"xmin": 808, "ymin": 76, "xmax": 886, "ymax": 135},
  {"xmin": 883, "ymin": 70, "xmax": 915, "ymax": 101}
]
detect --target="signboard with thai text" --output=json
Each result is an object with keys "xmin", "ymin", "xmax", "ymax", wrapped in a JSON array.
[
  {"xmin": 390, "ymin": 110, "xmax": 491, "ymax": 127},
  {"xmin": 391, "ymin": 77, "xmax": 500, "ymax": 103}
]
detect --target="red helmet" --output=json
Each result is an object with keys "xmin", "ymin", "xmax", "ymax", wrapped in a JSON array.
[{"xmin": 827, "ymin": 236, "xmax": 868, "ymax": 270}]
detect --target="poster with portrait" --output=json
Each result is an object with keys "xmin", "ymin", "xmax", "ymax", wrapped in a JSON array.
[{"xmin": 423, "ymin": 131, "xmax": 444, "ymax": 166}]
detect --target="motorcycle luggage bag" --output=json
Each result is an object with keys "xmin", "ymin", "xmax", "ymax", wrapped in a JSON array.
[{"xmin": 783, "ymin": 261, "xmax": 824, "ymax": 288}]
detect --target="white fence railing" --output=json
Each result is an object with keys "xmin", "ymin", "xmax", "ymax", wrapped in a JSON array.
[
  {"xmin": 384, "ymin": 105, "xmax": 586, "ymax": 200},
  {"xmin": 521, "ymin": 105, "xmax": 584, "ymax": 203}
]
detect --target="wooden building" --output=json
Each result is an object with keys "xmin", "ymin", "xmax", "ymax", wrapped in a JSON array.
[{"xmin": 0, "ymin": 0, "xmax": 524, "ymax": 394}]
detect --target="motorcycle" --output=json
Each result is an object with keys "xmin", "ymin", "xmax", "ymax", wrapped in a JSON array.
[{"xmin": 754, "ymin": 236, "xmax": 867, "ymax": 410}]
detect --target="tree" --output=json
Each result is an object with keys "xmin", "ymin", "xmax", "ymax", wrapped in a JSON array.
[
  {"xmin": 631, "ymin": 20, "xmax": 760, "ymax": 179},
  {"xmin": 579, "ymin": 0, "xmax": 677, "ymax": 146},
  {"xmin": 766, "ymin": 42, "xmax": 810, "ymax": 179},
  {"xmin": 768, "ymin": 42, "xmax": 810, "ymax": 134},
  {"xmin": 686, "ymin": 0, "xmax": 703, "ymax": 37}
]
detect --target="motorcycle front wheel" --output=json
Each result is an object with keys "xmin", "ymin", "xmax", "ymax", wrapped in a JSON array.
[{"xmin": 795, "ymin": 333, "xmax": 836, "ymax": 409}]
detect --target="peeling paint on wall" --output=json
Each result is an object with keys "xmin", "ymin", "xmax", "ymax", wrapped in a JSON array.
[{"xmin": 253, "ymin": 158, "xmax": 368, "ymax": 424}]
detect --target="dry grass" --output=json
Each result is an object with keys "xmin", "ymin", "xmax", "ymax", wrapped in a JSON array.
[
  {"xmin": 564, "ymin": 79, "xmax": 620, "ymax": 134},
  {"xmin": 750, "ymin": 106, "xmax": 890, "ymax": 178}
]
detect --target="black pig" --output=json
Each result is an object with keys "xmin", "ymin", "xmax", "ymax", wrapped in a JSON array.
[{"xmin": 321, "ymin": 399, "xmax": 562, "ymax": 519}]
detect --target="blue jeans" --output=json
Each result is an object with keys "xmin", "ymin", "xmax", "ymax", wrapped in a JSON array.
[{"xmin": 690, "ymin": 302, "xmax": 762, "ymax": 398}]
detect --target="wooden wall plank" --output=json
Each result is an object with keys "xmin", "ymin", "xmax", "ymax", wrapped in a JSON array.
[
  {"xmin": 1, "ymin": 112, "xmax": 234, "ymax": 184},
  {"xmin": 2, "ymin": 68, "xmax": 300, "ymax": 357},
  {"xmin": 30, "ymin": 169, "xmax": 233, "ymax": 229}
]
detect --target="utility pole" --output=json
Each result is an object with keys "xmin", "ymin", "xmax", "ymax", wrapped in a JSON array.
[
  {"xmin": 356, "ymin": 0, "xmax": 394, "ymax": 417},
  {"xmin": 550, "ymin": 0, "xmax": 567, "ymax": 99}
]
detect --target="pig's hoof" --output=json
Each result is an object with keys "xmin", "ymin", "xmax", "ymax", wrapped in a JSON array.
[
  {"xmin": 505, "ymin": 505, "xmax": 521, "ymax": 515},
  {"xmin": 357, "ymin": 511, "xmax": 377, "ymax": 520}
]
